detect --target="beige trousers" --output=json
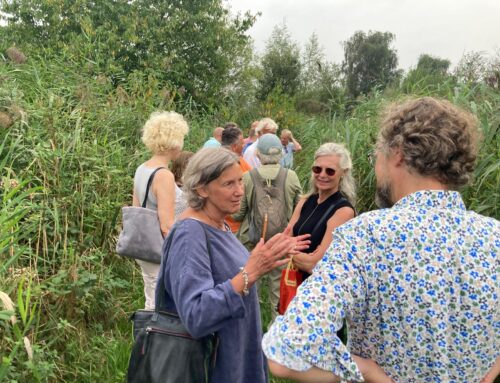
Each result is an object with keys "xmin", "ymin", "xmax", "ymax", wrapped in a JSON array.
[{"xmin": 136, "ymin": 259, "xmax": 161, "ymax": 310}]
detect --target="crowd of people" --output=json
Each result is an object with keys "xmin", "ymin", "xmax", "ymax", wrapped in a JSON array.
[{"xmin": 129, "ymin": 97, "xmax": 499, "ymax": 383}]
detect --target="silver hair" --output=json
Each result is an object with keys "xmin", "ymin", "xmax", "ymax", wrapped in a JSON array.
[
  {"xmin": 256, "ymin": 149, "xmax": 283, "ymax": 165},
  {"xmin": 308, "ymin": 142, "xmax": 356, "ymax": 206},
  {"xmin": 182, "ymin": 148, "xmax": 239, "ymax": 210}
]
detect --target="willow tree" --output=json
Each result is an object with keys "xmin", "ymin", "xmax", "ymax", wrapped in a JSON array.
[{"xmin": 342, "ymin": 30, "xmax": 400, "ymax": 99}]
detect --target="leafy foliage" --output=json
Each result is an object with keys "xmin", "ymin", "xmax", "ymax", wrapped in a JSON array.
[
  {"xmin": 402, "ymin": 54, "xmax": 452, "ymax": 94},
  {"xmin": 297, "ymin": 33, "xmax": 346, "ymax": 116},
  {"xmin": 342, "ymin": 30, "xmax": 401, "ymax": 99},
  {"xmin": 258, "ymin": 23, "xmax": 302, "ymax": 100},
  {"xmin": 0, "ymin": 0, "xmax": 257, "ymax": 105},
  {"xmin": 415, "ymin": 54, "xmax": 450, "ymax": 75}
]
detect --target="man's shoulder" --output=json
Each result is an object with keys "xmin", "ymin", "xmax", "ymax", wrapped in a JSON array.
[
  {"xmin": 332, "ymin": 208, "xmax": 397, "ymax": 237},
  {"xmin": 283, "ymin": 168, "xmax": 300, "ymax": 182},
  {"xmin": 202, "ymin": 138, "xmax": 220, "ymax": 148},
  {"xmin": 243, "ymin": 142, "xmax": 257, "ymax": 159},
  {"xmin": 239, "ymin": 157, "xmax": 252, "ymax": 173},
  {"xmin": 464, "ymin": 209, "xmax": 500, "ymax": 232},
  {"xmin": 351, "ymin": 208, "xmax": 392, "ymax": 225},
  {"xmin": 247, "ymin": 141, "xmax": 257, "ymax": 151}
]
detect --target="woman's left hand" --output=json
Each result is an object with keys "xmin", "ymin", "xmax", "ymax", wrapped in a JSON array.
[
  {"xmin": 282, "ymin": 225, "xmax": 310, "ymax": 252},
  {"xmin": 290, "ymin": 251, "xmax": 317, "ymax": 273}
]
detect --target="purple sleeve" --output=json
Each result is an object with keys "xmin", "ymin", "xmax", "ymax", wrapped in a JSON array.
[{"xmin": 164, "ymin": 221, "xmax": 246, "ymax": 338}]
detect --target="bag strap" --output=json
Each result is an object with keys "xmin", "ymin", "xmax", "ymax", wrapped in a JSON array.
[
  {"xmin": 247, "ymin": 169, "xmax": 260, "ymax": 228},
  {"xmin": 142, "ymin": 167, "xmax": 166, "ymax": 208},
  {"xmin": 155, "ymin": 220, "xmax": 213, "ymax": 312},
  {"xmin": 274, "ymin": 167, "xmax": 288, "ymax": 188},
  {"xmin": 309, "ymin": 195, "xmax": 349, "ymax": 236},
  {"xmin": 275, "ymin": 167, "xmax": 288, "ymax": 214},
  {"xmin": 155, "ymin": 225, "xmax": 177, "ymax": 312}
]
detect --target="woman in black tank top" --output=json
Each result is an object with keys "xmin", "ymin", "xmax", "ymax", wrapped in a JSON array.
[{"xmin": 289, "ymin": 143, "xmax": 356, "ymax": 277}]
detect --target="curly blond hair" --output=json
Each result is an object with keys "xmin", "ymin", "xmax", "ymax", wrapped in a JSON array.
[
  {"xmin": 141, "ymin": 111, "xmax": 189, "ymax": 154},
  {"xmin": 378, "ymin": 97, "xmax": 480, "ymax": 188},
  {"xmin": 255, "ymin": 117, "xmax": 278, "ymax": 134}
]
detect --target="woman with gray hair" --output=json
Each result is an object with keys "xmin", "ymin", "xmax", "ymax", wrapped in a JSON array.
[
  {"xmin": 289, "ymin": 142, "xmax": 356, "ymax": 276},
  {"xmin": 159, "ymin": 148, "xmax": 309, "ymax": 383}
]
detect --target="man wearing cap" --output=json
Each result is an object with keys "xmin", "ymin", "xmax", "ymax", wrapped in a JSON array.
[{"xmin": 233, "ymin": 133, "xmax": 302, "ymax": 320}]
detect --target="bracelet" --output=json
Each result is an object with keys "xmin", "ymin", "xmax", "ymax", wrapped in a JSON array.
[{"xmin": 239, "ymin": 267, "xmax": 249, "ymax": 296}]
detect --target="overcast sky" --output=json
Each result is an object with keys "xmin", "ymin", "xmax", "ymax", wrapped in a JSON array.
[{"xmin": 226, "ymin": 0, "xmax": 500, "ymax": 71}]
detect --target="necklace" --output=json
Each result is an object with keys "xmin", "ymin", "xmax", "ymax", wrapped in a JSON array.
[
  {"xmin": 201, "ymin": 209, "xmax": 226, "ymax": 231},
  {"xmin": 297, "ymin": 201, "xmax": 320, "ymax": 235}
]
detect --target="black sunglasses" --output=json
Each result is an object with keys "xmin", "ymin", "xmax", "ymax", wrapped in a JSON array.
[{"xmin": 312, "ymin": 166, "xmax": 336, "ymax": 176}]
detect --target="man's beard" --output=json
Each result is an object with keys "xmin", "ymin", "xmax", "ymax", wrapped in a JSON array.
[{"xmin": 375, "ymin": 181, "xmax": 394, "ymax": 208}]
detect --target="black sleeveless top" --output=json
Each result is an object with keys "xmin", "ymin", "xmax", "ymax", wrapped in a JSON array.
[{"xmin": 293, "ymin": 191, "xmax": 354, "ymax": 254}]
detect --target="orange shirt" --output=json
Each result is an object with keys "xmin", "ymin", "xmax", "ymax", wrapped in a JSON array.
[{"xmin": 225, "ymin": 157, "xmax": 251, "ymax": 233}]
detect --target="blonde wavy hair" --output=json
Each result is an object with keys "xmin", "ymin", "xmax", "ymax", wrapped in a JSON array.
[
  {"xmin": 141, "ymin": 111, "xmax": 189, "ymax": 154},
  {"xmin": 308, "ymin": 142, "xmax": 356, "ymax": 206},
  {"xmin": 255, "ymin": 117, "xmax": 278, "ymax": 134}
]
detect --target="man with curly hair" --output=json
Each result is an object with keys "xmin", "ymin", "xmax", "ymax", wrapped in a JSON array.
[{"xmin": 263, "ymin": 97, "xmax": 500, "ymax": 382}]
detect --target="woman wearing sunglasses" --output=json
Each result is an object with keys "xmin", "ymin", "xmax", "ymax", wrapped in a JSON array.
[{"xmin": 288, "ymin": 142, "xmax": 356, "ymax": 277}]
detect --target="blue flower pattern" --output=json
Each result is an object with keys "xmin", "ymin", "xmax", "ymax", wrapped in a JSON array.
[{"xmin": 262, "ymin": 191, "xmax": 499, "ymax": 382}]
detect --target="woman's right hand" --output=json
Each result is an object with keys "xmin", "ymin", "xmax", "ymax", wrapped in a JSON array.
[{"xmin": 245, "ymin": 233, "xmax": 309, "ymax": 284}]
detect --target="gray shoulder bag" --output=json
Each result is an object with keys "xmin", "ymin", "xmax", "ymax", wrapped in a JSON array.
[{"xmin": 116, "ymin": 167, "xmax": 165, "ymax": 263}]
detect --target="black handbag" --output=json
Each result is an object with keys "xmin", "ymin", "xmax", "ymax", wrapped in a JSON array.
[
  {"xmin": 116, "ymin": 167, "xmax": 165, "ymax": 264},
  {"xmin": 127, "ymin": 224, "xmax": 218, "ymax": 383}
]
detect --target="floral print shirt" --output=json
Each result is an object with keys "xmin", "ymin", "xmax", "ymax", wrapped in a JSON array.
[{"xmin": 263, "ymin": 190, "xmax": 500, "ymax": 382}]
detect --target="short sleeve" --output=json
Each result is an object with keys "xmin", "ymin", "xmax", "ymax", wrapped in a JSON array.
[{"xmin": 262, "ymin": 222, "xmax": 366, "ymax": 381}]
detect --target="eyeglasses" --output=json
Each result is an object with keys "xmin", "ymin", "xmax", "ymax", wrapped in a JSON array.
[{"xmin": 311, "ymin": 166, "xmax": 336, "ymax": 176}]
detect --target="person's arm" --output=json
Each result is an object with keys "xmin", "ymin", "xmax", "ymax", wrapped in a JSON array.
[
  {"xmin": 293, "ymin": 206, "xmax": 355, "ymax": 273},
  {"xmin": 262, "ymin": 225, "xmax": 367, "ymax": 382},
  {"xmin": 231, "ymin": 232, "xmax": 309, "ymax": 294},
  {"xmin": 269, "ymin": 356, "xmax": 394, "ymax": 383},
  {"xmin": 288, "ymin": 171, "xmax": 303, "ymax": 209},
  {"xmin": 481, "ymin": 356, "xmax": 500, "ymax": 383},
  {"xmin": 166, "ymin": 221, "xmax": 248, "ymax": 338},
  {"xmin": 132, "ymin": 189, "xmax": 140, "ymax": 207},
  {"xmin": 153, "ymin": 169, "xmax": 176, "ymax": 237},
  {"xmin": 290, "ymin": 133, "xmax": 302, "ymax": 152},
  {"xmin": 167, "ymin": 221, "xmax": 309, "ymax": 338},
  {"xmin": 232, "ymin": 174, "xmax": 251, "ymax": 222},
  {"xmin": 285, "ymin": 197, "xmax": 307, "ymax": 236}
]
